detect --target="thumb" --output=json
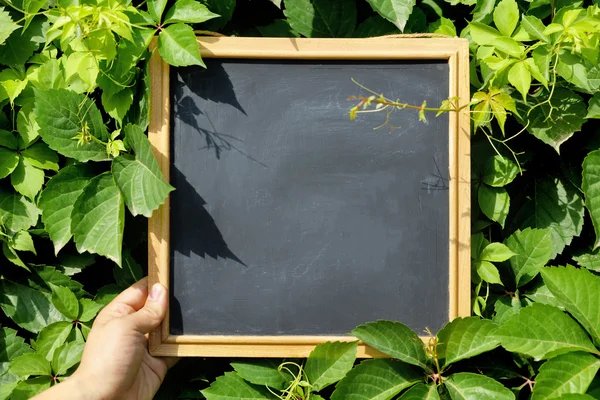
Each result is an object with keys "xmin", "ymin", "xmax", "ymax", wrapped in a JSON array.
[{"xmin": 125, "ymin": 283, "xmax": 168, "ymax": 334}]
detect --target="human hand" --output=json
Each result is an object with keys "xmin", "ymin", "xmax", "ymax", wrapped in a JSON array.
[{"xmin": 34, "ymin": 278, "xmax": 177, "ymax": 400}]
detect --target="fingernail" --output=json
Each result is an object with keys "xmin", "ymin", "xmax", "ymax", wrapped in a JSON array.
[{"xmin": 149, "ymin": 283, "xmax": 165, "ymax": 301}]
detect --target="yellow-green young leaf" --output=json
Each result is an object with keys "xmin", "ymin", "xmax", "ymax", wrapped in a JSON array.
[
  {"xmin": 0, "ymin": 147, "xmax": 19, "ymax": 179},
  {"xmin": 478, "ymin": 185, "xmax": 510, "ymax": 228},
  {"xmin": 331, "ymin": 359, "xmax": 422, "ymax": 400},
  {"xmin": 284, "ymin": 0, "xmax": 357, "ymax": 37},
  {"xmin": 583, "ymin": 150, "xmax": 600, "ymax": 249},
  {"xmin": 520, "ymin": 15, "xmax": 550, "ymax": 43},
  {"xmin": 475, "ymin": 260, "xmax": 503, "ymax": 285},
  {"xmin": 0, "ymin": 7, "xmax": 19, "ymax": 45},
  {"xmin": 352, "ymin": 321, "xmax": 429, "ymax": 371},
  {"xmin": 49, "ymin": 283, "xmax": 79, "ymax": 320},
  {"xmin": 480, "ymin": 243, "xmax": 516, "ymax": 262},
  {"xmin": 305, "ymin": 341, "xmax": 358, "ymax": 391},
  {"xmin": 0, "ymin": 69, "xmax": 27, "ymax": 105},
  {"xmin": 444, "ymin": 373, "xmax": 515, "ymax": 400},
  {"xmin": 541, "ymin": 266, "xmax": 600, "ymax": 346},
  {"xmin": 532, "ymin": 352, "xmax": 600, "ymax": 400},
  {"xmin": 71, "ymin": 172, "xmax": 125, "ymax": 266},
  {"xmin": 10, "ymin": 376, "xmax": 52, "ymax": 400},
  {"xmin": 77, "ymin": 298, "xmax": 103, "ymax": 323},
  {"xmin": 587, "ymin": 93, "xmax": 600, "ymax": 119},
  {"xmin": 158, "ymin": 23, "xmax": 205, "ymax": 67},
  {"xmin": 483, "ymin": 155, "xmax": 519, "ymax": 187},
  {"xmin": 35, "ymin": 321, "xmax": 72, "ymax": 361},
  {"xmin": 429, "ymin": 17, "xmax": 456, "ymax": 36},
  {"xmin": 494, "ymin": 37, "xmax": 524, "ymax": 58},
  {"xmin": 543, "ymin": 23, "xmax": 564, "ymax": 36},
  {"xmin": 399, "ymin": 383, "xmax": 440, "ymax": 400},
  {"xmin": 201, "ymin": 372, "xmax": 277, "ymax": 400},
  {"xmin": 39, "ymin": 165, "xmax": 95, "ymax": 255},
  {"xmin": 11, "ymin": 231, "xmax": 36, "ymax": 255},
  {"xmin": 22, "ymin": 143, "xmax": 59, "ymax": 171},
  {"xmin": 112, "ymin": 124, "xmax": 175, "ymax": 217},
  {"xmin": 525, "ymin": 58, "xmax": 548, "ymax": 88},
  {"xmin": 230, "ymin": 360, "xmax": 291, "ymax": 390},
  {"xmin": 533, "ymin": 45, "xmax": 551, "ymax": 84},
  {"xmin": 508, "ymin": 62, "xmax": 531, "ymax": 101},
  {"xmin": 493, "ymin": 0, "xmax": 519, "ymax": 37},
  {"xmin": 504, "ymin": 228, "xmax": 553, "ymax": 287},
  {"xmin": 437, "ymin": 317, "xmax": 500, "ymax": 369},
  {"xmin": 148, "ymin": 0, "xmax": 168, "ymax": 22},
  {"xmin": 493, "ymin": 303, "xmax": 597, "ymax": 361},
  {"xmin": 16, "ymin": 103, "xmax": 40, "ymax": 148},
  {"xmin": 9, "ymin": 353, "xmax": 51, "ymax": 378},
  {"xmin": 0, "ymin": 188, "xmax": 38, "ymax": 234},
  {"xmin": 469, "ymin": 22, "xmax": 502, "ymax": 45},
  {"xmin": 10, "ymin": 157, "xmax": 44, "ymax": 201},
  {"xmin": 52, "ymin": 341, "xmax": 84, "ymax": 376},
  {"xmin": 164, "ymin": 0, "xmax": 219, "ymax": 24}
]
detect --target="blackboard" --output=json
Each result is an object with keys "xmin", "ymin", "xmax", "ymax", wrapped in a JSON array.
[{"xmin": 148, "ymin": 37, "xmax": 471, "ymax": 358}]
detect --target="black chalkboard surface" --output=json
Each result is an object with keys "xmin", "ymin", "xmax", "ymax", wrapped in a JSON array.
[{"xmin": 169, "ymin": 59, "xmax": 451, "ymax": 337}]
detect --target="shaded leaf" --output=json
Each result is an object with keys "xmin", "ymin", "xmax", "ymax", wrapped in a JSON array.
[
  {"xmin": 305, "ymin": 341, "xmax": 358, "ymax": 391},
  {"xmin": 444, "ymin": 373, "xmax": 515, "ymax": 400},
  {"xmin": 478, "ymin": 185, "xmax": 510, "ymax": 228},
  {"xmin": 284, "ymin": 0, "xmax": 356, "ymax": 37},
  {"xmin": 399, "ymin": 383, "xmax": 440, "ymax": 400},
  {"xmin": 504, "ymin": 228, "xmax": 553, "ymax": 287},
  {"xmin": 583, "ymin": 150, "xmax": 600, "ymax": 249},
  {"xmin": 0, "ymin": 188, "xmax": 38, "ymax": 233},
  {"xmin": 365, "ymin": 0, "xmax": 415, "ymax": 32},
  {"xmin": 532, "ymin": 352, "xmax": 600, "ymax": 400},
  {"xmin": 483, "ymin": 156, "xmax": 519, "ymax": 187}
]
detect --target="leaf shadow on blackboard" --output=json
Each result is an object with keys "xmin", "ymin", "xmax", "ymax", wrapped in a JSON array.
[{"xmin": 170, "ymin": 166, "xmax": 246, "ymax": 268}]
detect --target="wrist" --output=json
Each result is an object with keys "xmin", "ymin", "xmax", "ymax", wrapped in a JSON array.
[{"xmin": 61, "ymin": 372, "xmax": 102, "ymax": 400}]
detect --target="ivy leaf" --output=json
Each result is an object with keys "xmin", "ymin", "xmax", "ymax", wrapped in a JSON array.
[
  {"xmin": 493, "ymin": 0, "xmax": 519, "ymax": 37},
  {"xmin": 532, "ymin": 352, "xmax": 600, "ymax": 400},
  {"xmin": 164, "ymin": 0, "xmax": 219, "ymax": 24},
  {"xmin": 257, "ymin": 19, "xmax": 301, "ymax": 37},
  {"xmin": 494, "ymin": 303, "xmax": 597, "ymax": 361},
  {"xmin": 201, "ymin": 372, "xmax": 277, "ymax": 400},
  {"xmin": 284, "ymin": 0, "xmax": 357, "ymax": 37},
  {"xmin": 10, "ymin": 377, "xmax": 52, "ymax": 400},
  {"xmin": 469, "ymin": 22, "xmax": 502, "ymax": 45},
  {"xmin": 230, "ymin": 360, "xmax": 290, "ymax": 390},
  {"xmin": 364, "ymin": 0, "xmax": 415, "ymax": 32},
  {"xmin": 2, "ymin": 242, "xmax": 28, "ymax": 270},
  {"xmin": 158, "ymin": 23, "xmax": 204, "ymax": 67},
  {"xmin": 12, "ymin": 230, "xmax": 36, "ymax": 255},
  {"xmin": 78, "ymin": 298, "xmax": 103, "ymax": 323},
  {"xmin": 34, "ymin": 89, "xmax": 110, "ymax": 162},
  {"xmin": 331, "ymin": 359, "xmax": 422, "ymax": 400},
  {"xmin": 52, "ymin": 341, "xmax": 84, "ymax": 377},
  {"xmin": 49, "ymin": 283, "xmax": 79, "ymax": 320},
  {"xmin": 398, "ymin": 383, "xmax": 440, "ymax": 400},
  {"xmin": 352, "ymin": 14, "xmax": 398, "ymax": 37},
  {"xmin": 305, "ymin": 341, "xmax": 357, "ymax": 391},
  {"xmin": 16, "ymin": 104, "xmax": 40, "ymax": 149},
  {"xmin": 444, "ymin": 373, "xmax": 515, "ymax": 400},
  {"xmin": 148, "ymin": 0, "xmax": 168, "ymax": 23},
  {"xmin": 9, "ymin": 353, "xmax": 51, "ymax": 378},
  {"xmin": 525, "ymin": 88, "xmax": 586, "ymax": 154},
  {"xmin": 478, "ymin": 185, "xmax": 510, "ymax": 228},
  {"xmin": 0, "ymin": 328, "xmax": 32, "ymax": 363},
  {"xmin": 34, "ymin": 321, "xmax": 72, "ymax": 361},
  {"xmin": 541, "ymin": 266, "xmax": 600, "ymax": 346},
  {"xmin": 39, "ymin": 165, "xmax": 95, "ymax": 255},
  {"xmin": 504, "ymin": 228, "xmax": 553, "ymax": 287},
  {"xmin": 475, "ymin": 260, "xmax": 503, "ymax": 285},
  {"xmin": 198, "ymin": 0, "xmax": 235, "ymax": 30},
  {"xmin": 0, "ymin": 129, "xmax": 18, "ymax": 149},
  {"xmin": 101, "ymin": 88, "xmax": 133, "ymax": 125},
  {"xmin": 21, "ymin": 143, "xmax": 59, "ymax": 172},
  {"xmin": 472, "ymin": 0, "xmax": 496, "ymax": 24},
  {"xmin": 0, "ymin": 16, "xmax": 41, "ymax": 67},
  {"xmin": 352, "ymin": 321, "xmax": 429, "ymax": 371},
  {"xmin": 573, "ymin": 251, "xmax": 600, "ymax": 272},
  {"xmin": 0, "ymin": 188, "xmax": 39, "ymax": 234},
  {"xmin": 437, "ymin": 317, "xmax": 500, "ymax": 369},
  {"xmin": 111, "ymin": 124, "xmax": 174, "ymax": 217},
  {"xmin": 10, "ymin": 157, "xmax": 44, "ymax": 201},
  {"xmin": 508, "ymin": 62, "xmax": 531, "ymax": 102},
  {"xmin": 483, "ymin": 156, "xmax": 519, "ymax": 187},
  {"xmin": 583, "ymin": 150, "xmax": 600, "ymax": 249},
  {"xmin": 0, "ymin": 8, "xmax": 19, "ymax": 45},
  {"xmin": 586, "ymin": 93, "xmax": 600, "ymax": 119},
  {"xmin": 521, "ymin": 15, "xmax": 550, "ymax": 43},
  {"xmin": 0, "ymin": 147, "xmax": 19, "ymax": 179},
  {"xmin": 71, "ymin": 172, "xmax": 125, "ymax": 266},
  {"xmin": 480, "ymin": 243, "xmax": 516, "ymax": 262}
]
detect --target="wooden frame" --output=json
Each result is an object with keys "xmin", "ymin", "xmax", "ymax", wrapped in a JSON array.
[{"xmin": 148, "ymin": 37, "xmax": 471, "ymax": 358}]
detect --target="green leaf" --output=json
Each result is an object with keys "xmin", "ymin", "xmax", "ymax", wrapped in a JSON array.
[
  {"xmin": 483, "ymin": 155, "xmax": 519, "ymax": 187},
  {"xmin": 52, "ymin": 341, "xmax": 84, "ymax": 376},
  {"xmin": 364, "ymin": 0, "xmax": 415, "ymax": 32},
  {"xmin": 504, "ymin": 228, "xmax": 553, "ymax": 287},
  {"xmin": 12, "ymin": 230, "xmax": 36, "ymax": 255},
  {"xmin": 480, "ymin": 243, "xmax": 515, "ymax": 262},
  {"xmin": 0, "ymin": 8, "xmax": 19, "ymax": 46},
  {"xmin": 399, "ymin": 383, "xmax": 440, "ymax": 400},
  {"xmin": 533, "ymin": 45, "xmax": 552, "ymax": 85},
  {"xmin": 158, "ymin": 23, "xmax": 205, "ymax": 67},
  {"xmin": 352, "ymin": 14, "xmax": 398, "ymax": 37},
  {"xmin": 0, "ymin": 129, "xmax": 17, "ymax": 150},
  {"xmin": 257, "ymin": 19, "xmax": 301, "ymax": 38},
  {"xmin": 164, "ymin": 0, "xmax": 219, "ymax": 24},
  {"xmin": 525, "ymin": 88, "xmax": 586, "ymax": 154},
  {"xmin": 78, "ymin": 298, "xmax": 103, "ymax": 322},
  {"xmin": 444, "ymin": 373, "xmax": 515, "ymax": 400},
  {"xmin": 0, "ymin": 188, "xmax": 38, "ymax": 234},
  {"xmin": 521, "ymin": 15, "xmax": 550, "ymax": 43},
  {"xmin": 469, "ymin": 22, "xmax": 502, "ymax": 45},
  {"xmin": 39, "ymin": 164, "xmax": 95, "ymax": 255},
  {"xmin": 494, "ymin": 303, "xmax": 597, "ymax": 361},
  {"xmin": 284, "ymin": 0, "xmax": 357, "ymax": 37},
  {"xmin": 305, "ymin": 341, "xmax": 358, "ymax": 391},
  {"xmin": 10, "ymin": 157, "xmax": 44, "ymax": 201},
  {"xmin": 556, "ymin": 52, "xmax": 593, "ymax": 93},
  {"xmin": 583, "ymin": 150, "xmax": 600, "ymax": 249},
  {"xmin": 508, "ymin": 62, "xmax": 531, "ymax": 102},
  {"xmin": 34, "ymin": 89, "xmax": 110, "ymax": 162},
  {"xmin": 35, "ymin": 321, "xmax": 72, "ymax": 361},
  {"xmin": 532, "ymin": 352, "xmax": 600, "ymax": 400},
  {"xmin": 198, "ymin": 0, "xmax": 235, "ymax": 30},
  {"xmin": 2, "ymin": 242, "xmax": 28, "ymax": 270},
  {"xmin": 22, "ymin": 143, "xmax": 59, "ymax": 171},
  {"xmin": 0, "ymin": 147, "xmax": 19, "ymax": 179},
  {"xmin": 331, "ymin": 359, "xmax": 422, "ymax": 400},
  {"xmin": 541, "ymin": 266, "xmax": 600, "ymax": 346},
  {"xmin": 201, "ymin": 372, "xmax": 277, "ymax": 400},
  {"xmin": 437, "ymin": 317, "xmax": 500, "ymax": 369},
  {"xmin": 0, "ymin": 16, "xmax": 42, "ymax": 67},
  {"xmin": 10, "ymin": 376, "xmax": 52, "ymax": 400},
  {"xmin": 524, "ymin": 281, "xmax": 563, "ymax": 309},
  {"xmin": 102, "ymin": 88, "xmax": 134, "ymax": 126},
  {"xmin": 555, "ymin": 395, "xmax": 595, "ymax": 400},
  {"xmin": 352, "ymin": 321, "xmax": 429, "ymax": 371},
  {"xmin": 112, "ymin": 124, "xmax": 174, "ymax": 217},
  {"xmin": 493, "ymin": 0, "xmax": 519, "ymax": 37},
  {"xmin": 573, "ymin": 251, "xmax": 600, "ymax": 272},
  {"xmin": 148, "ymin": 0, "xmax": 168, "ymax": 22},
  {"xmin": 475, "ymin": 260, "xmax": 503, "ymax": 285},
  {"xmin": 71, "ymin": 172, "xmax": 125, "ymax": 266},
  {"xmin": 478, "ymin": 185, "xmax": 510, "ymax": 228},
  {"xmin": 0, "ymin": 328, "xmax": 32, "ymax": 364},
  {"xmin": 16, "ymin": 104, "xmax": 40, "ymax": 148},
  {"xmin": 9, "ymin": 353, "xmax": 51, "ymax": 378},
  {"xmin": 230, "ymin": 360, "xmax": 290, "ymax": 390},
  {"xmin": 472, "ymin": 0, "xmax": 496, "ymax": 24},
  {"xmin": 50, "ymin": 283, "xmax": 79, "ymax": 320},
  {"xmin": 587, "ymin": 94, "xmax": 600, "ymax": 119}
]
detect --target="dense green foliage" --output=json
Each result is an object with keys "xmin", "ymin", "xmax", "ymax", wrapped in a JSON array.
[{"xmin": 1, "ymin": 0, "xmax": 600, "ymax": 398}]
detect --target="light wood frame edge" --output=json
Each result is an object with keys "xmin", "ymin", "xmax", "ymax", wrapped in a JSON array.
[{"xmin": 148, "ymin": 37, "xmax": 471, "ymax": 358}]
